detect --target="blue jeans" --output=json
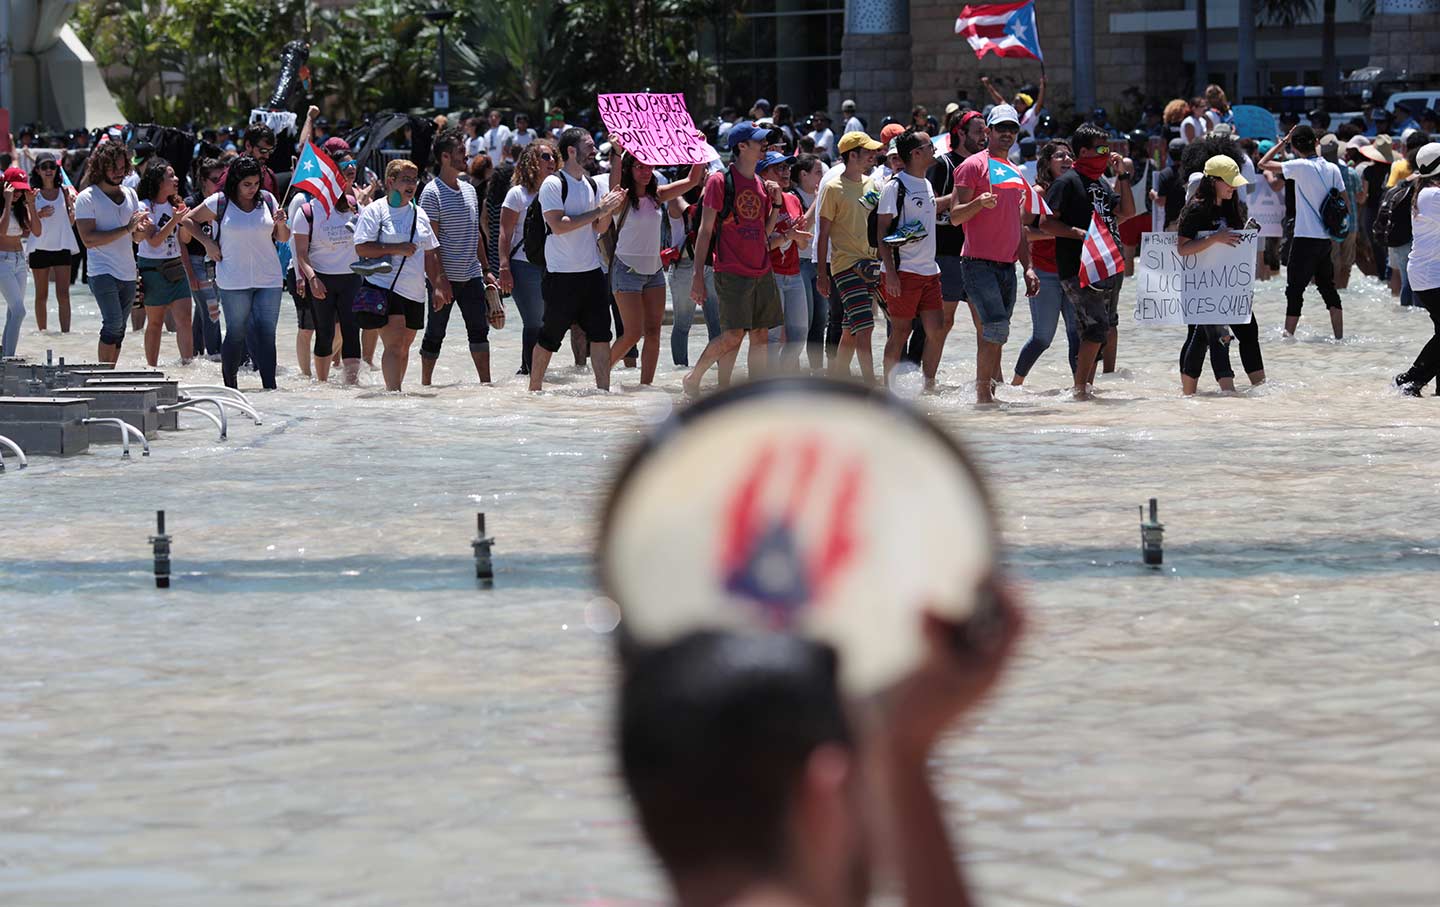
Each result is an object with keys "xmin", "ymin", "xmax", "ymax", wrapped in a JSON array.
[
  {"xmin": 91, "ymin": 272, "xmax": 137, "ymax": 348},
  {"xmin": 768, "ymin": 271, "xmax": 810, "ymax": 370},
  {"xmin": 510, "ymin": 258, "xmax": 543, "ymax": 373},
  {"xmin": 961, "ymin": 258, "xmax": 1017, "ymax": 345},
  {"xmin": 187, "ymin": 254, "xmax": 222, "ymax": 356},
  {"xmin": 800, "ymin": 259, "xmax": 826, "ymax": 368},
  {"xmin": 0, "ymin": 250, "xmax": 27, "ymax": 357},
  {"xmin": 670, "ymin": 260, "xmax": 721, "ymax": 366},
  {"xmin": 219, "ymin": 287, "xmax": 282, "ymax": 388},
  {"xmin": 1013, "ymin": 270, "xmax": 1079, "ymax": 378}
]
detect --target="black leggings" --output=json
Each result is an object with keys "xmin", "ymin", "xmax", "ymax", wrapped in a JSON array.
[
  {"xmin": 1400, "ymin": 287, "xmax": 1440, "ymax": 388},
  {"xmin": 1180, "ymin": 315, "xmax": 1264, "ymax": 381},
  {"xmin": 1285, "ymin": 237, "xmax": 1342, "ymax": 317},
  {"xmin": 309, "ymin": 271, "xmax": 362, "ymax": 359}
]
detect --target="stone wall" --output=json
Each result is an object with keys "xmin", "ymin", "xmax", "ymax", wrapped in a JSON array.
[
  {"xmin": 1368, "ymin": 12, "xmax": 1440, "ymax": 76},
  {"xmin": 834, "ymin": 33, "xmax": 915, "ymax": 131}
]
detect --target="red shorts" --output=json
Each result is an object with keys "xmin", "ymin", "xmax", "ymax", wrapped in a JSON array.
[
  {"xmin": 1119, "ymin": 214, "xmax": 1146, "ymax": 248},
  {"xmin": 890, "ymin": 271, "xmax": 943, "ymax": 321}
]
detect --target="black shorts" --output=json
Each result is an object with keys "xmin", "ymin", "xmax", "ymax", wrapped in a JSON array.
[
  {"xmin": 538, "ymin": 269, "xmax": 612, "ymax": 352},
  {"xmin": 356, "ymin": 291, "xmax": 426, "ymax": 331},
  {"xmin": 29, "ymin": 248, "xmax": 72, "ymax": 269}
]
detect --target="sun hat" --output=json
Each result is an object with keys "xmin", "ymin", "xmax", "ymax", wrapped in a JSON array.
[
  {"xmin": 1416, "ymin": 142, "xmax": 1440, "ymax": 177},
  {"xmin": 1203, "ymin": 155, "xmax": 1249, "ymax": 188},
  {"xmin": 986, "ymin": 104, "xmax": 1021, "ymax": 127},
  {"xmin": 837, "ymin": 131, "xmax": 883, "ymax": 154},
  {"xmin": 944, "ymin": 101, "xmax": 960, "ymax": 117},
  {"xmin": 1360, "ymin": 133, "xmax": 1395, "ymax": 164}
]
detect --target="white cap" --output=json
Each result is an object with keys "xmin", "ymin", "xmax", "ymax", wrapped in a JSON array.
[
  {"xmin": 1417, "ymin": 142, "xmax": 1440, "ymax": 177},
  {"xmin": 987, "ymin": 104, "xmax": 1021, "ymax": 127}
]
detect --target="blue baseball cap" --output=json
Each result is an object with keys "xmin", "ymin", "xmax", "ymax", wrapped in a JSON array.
[
  {"xmin": 726, "ymin": 121, "xmax": 771, "ymax": 150},
  {"xmin": 758, "ymin": 151, "xmax": 795, "ymax": 173}
]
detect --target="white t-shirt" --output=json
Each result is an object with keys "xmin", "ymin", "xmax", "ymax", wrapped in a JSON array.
[
  {"xmin": 29, "ymin": 190, "xmax": 78, "ymax": 253},
  {"xmin": 511, "ymin": 128, "xmax": 537, "ymax": 149},
  {"xmin": 614, "ymin": 196, "xmax": 664, "ymax": 275},
  {"xmin": 465, "ymin": 135, "xmax": 485, "ymax": 161},
  {"xmin": 808, "ymin": 128, "xmax": 836, "ymax": 158},
  {"xmin": 539, "ymin": 171, "xmax": 601, "ymax": 273},
  {"xmin": 1407, "ymin": 186, "xmax": 1440, "ymax": 293},
  {"xmin": 843, "ymin": 116, "xmax": 864, "ymax": 135},
  {"xmin": 74, "ymin": 185, "xmax": 140, "ymax": 280},
  {"xmin": 290, "ymin": 195, "xmax": 358, "ymax": 275},
  {"xmin": 878, "ymin": 171, "xmax": 939, "ymax": 276},
  {"xmin": 1019, "ymin": 106, "xmax": 1039, "ymax": 136},
  {"xmin": 204, "ymin": 191, "xmax": 282, "ymax": 290},
  {"xmin": 1282, "ymin": 156, "xmax": 1344, "ymax": 240},
  {"xmin": 138, "ymin": 200, "xmax": 182, "ymax": 259},
  {"xmin": 501, "ymin": 184, "xmax": 539, "ymax": 264},
  {"xmin": 1181, "ymin": 116, "xmax": 1208, "ymax": 143},
  {"xmin": 484, "ymin": 125, "xmax": 512, "ymax": 159},
  {"xmin": 353, "ymin": 199, "xmax": 439, "ymax": 303}
]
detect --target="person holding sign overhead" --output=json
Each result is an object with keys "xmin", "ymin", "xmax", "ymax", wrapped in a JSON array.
[{"xmin": 1175, "ymin": 156, "xmax": 1267, "ymax": 396}]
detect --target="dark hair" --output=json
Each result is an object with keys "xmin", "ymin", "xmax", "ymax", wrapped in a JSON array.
[
  {"xmin": 29, "ymin": 157, "xmax": 62, "ymax": 191},
  {"xmin": 618, "ymin": 152, "xmax": 659, "ymax": 210},
  {"xmin": 1290, "ymin": 125, "xmax": 1317, "ymax": 154},
  {"xmin": 136, "ymin": 157, "xmax": 174, "ymax": 202},
  {"xmin": 242, "ymin": 124, "xmax": 275, "ymax": 150},
  {"xmin": 81, "ymin": 141, "xmax": 131, "ymax": 188},
  {"xmin": 896, "ymin": 127, "xmax": 929, "ymax": 164},
  {"xmin": 1180, "ymin": 133, "xmax": 1245, "ymax": 180},
  {"xmin": 1070, "ymin": 123, "xmax": 1110, "ymax": 152},
  {"xmin": 773, "ymin": 103, "xmax": 793, "ymax": 125},
  {"xmin": 432, "ymin": 126, "xmax": 466, "ymax": 163},
  {"xmin": 557, "ymin": 127, "xmax": 589, "ymax": 165},
  {"xmin": 7, "ymin": 192, "xmax": 28, "ymax": 232},
  {"xmin": 1037, "ymin": 140, "xmax": 1072, "ymax": 190},
  {"xmin": 194, "ymin": 156, "xmax": 225, "ymax": 190},
  {"xmin": 222, "ymin": 155, "xmax": 264, "ymax": 203},
  {"xmin": 1180, "ymin": 174, "xmax": 1247, "ymax": 231},
  {"xmin": 791, "ymin": 153, "xmax": 822, "ymax": 186},
  {"xmin": 618, "ymin": 632, "xmax": 852, "ymax": 877}
]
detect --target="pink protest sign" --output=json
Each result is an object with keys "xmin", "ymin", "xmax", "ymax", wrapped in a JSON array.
[{"xmin": 597, "ymin": 93, "xmax": 718, "ymax": 166}]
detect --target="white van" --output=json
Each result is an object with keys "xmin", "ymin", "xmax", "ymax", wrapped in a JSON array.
[{"xmin": 1386, "ymin": 91, "xmax": 1440, "ymax": 118}]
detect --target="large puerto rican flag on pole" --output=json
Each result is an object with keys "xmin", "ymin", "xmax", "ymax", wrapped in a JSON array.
[
  {"xmin": 291, "ymin": 142, "xmax": 345, "ymax": 216},
  {"xmin": 955, "ymin": 1, "xmax": 1044, "ymax": 61},
  {"xmin": 986, "ymin": 154, "xmax": 1052, "ymax": 216},
  {"xmin": 1078, "ymin": 212, "xmax": 1123, "ymax": 288}
]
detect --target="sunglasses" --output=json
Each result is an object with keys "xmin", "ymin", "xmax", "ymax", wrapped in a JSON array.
[
  {"xmin": 1091, "ymin": 145, "xmax": 1110, "ymax": 156},
  {"xmin": 538, "ymin": 153, "xmax": 556, "ymax": 162},
  {"xmin": 339, "ymin": 161, "xmax": 358, "ymax": 171}
]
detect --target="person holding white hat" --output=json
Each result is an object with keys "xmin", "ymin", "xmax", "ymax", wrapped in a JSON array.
[{"xmin": 1394, "ymin": 143, "xmax": 1440, "ymax": 396}]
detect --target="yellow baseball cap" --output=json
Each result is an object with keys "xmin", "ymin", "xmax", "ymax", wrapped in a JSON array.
[
  {"xmin": 1203, "ymin": 155, "xmax": 1249, "ymax": 188},
  {"xmin": 838, "ymin": 131, "xmax": 883, "ymax": 153}
]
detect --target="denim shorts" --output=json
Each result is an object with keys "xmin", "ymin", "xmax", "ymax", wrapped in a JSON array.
[
  {"xmin": 937, "ymin": 254, "xmax": 967, "ymax": 302},
  {"xmin": 611, "ymin": 257, "xmax": 665, "ymax": 294},
  {"xmin": 960, "ymin": 257, "xmax": 1017, "ymax": 344}
]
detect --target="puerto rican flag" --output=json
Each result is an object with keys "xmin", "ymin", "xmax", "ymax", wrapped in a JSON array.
[
  {"xmin": 1078, "ymin": 212, "xmax": 1123, "ymax": 288},
  {"xmin": 985, "ymin": 154, "xmax": 1052, "ymax": 216},
  {"xmin": 955, "ymin": 1, "xmax": 1045, "ymax": 61},
  {"xmin": 291, "ymin": 142, "xmax": 345, "ymax": 216}
]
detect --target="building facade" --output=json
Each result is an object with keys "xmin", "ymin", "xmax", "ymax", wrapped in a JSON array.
[{"xmin": 713, "ymin": 0, "xmax": 1400, "ymax": 132}]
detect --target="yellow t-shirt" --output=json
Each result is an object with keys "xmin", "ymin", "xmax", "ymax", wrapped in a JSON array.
[
  {"xmin": 820, "ymin": 174, "xmax": 878, "ymax": 274},
  {"xmin": 1388, "ymin": 158, "xmax": 1412, "ymax": 188}
]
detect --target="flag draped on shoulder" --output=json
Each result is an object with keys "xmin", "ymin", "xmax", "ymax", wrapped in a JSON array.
[
  {"xmin": 291, "ymin": 142, "xmax": 344, "ymax": 215},
  {"xmin": 955, "ymin": 1, "xmax": 1044, "ymax": 61},
  {"xmin": 985, "ymin": 154, "xmax": 1051, "ymax": 216},
  {"xmin": 1078, "ymin": 212, "xmax": 1123, "ymax": 288}
]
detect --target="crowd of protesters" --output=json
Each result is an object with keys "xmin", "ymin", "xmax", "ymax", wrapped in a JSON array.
[{"xmin": 2, "ymin": 82, "xmax": 1437, "ymax": 397}]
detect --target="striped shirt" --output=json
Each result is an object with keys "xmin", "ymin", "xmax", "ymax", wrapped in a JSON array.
[{"xmin": 418, "ymin": 177, "xmax": 483, "ymax": 281}]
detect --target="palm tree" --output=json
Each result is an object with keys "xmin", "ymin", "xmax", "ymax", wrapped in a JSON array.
[{"xmin": 448, "ymin": 0, "xmax": 570, "ymax": 115}]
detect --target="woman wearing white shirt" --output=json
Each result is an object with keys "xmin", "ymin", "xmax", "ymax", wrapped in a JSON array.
[
  {"xmin": 182, "ymin": 155, "xmax": 290, "ymax": 389},
  {"xmin": 136, "ymin": 159, "xmax": 194, "ymax": 366},
  {"xmin": 791, "ymin": 154, "xmax": 826, "ymax": 371},
  {"xmin": 291, "ymin": 151, "xmax": 362, "ymax": 384},
  {"xmin": 606, "ymin": 153, "xmax": 704, "ymax": 385},
  {"xmin": 497, "ymin": 140, "xmax": 558, "ymax": 375},
  {"xmin": 25, "ymin": 159, "xmax": 78, "ymax": 334},
  {"xmin": 0, "ymin": 172, "xmax": 32, "ymax": 358},
  {"xmin": 352, "ymin": 158, "xmax": 446, "ymax": 392},
  {"xmin": 1182, "ymin": 97, "xmax": 1209, "ymax": 144},
  {"xmin": 1396, "ymin": 144, "xmax": 1440, "ymax": 396}
]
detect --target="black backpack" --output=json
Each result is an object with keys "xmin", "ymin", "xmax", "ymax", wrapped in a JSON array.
[
  {"xmin": 1374, "ymin": 180, "xmax": 1416, "ymax": 249},
  {"xmin": 523, "ymin": 172, "xmax": 597, "ymax": 271}
]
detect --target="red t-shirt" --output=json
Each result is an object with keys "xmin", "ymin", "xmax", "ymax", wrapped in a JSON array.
[
  {"xmin": 1029, "ymin": 236, "xmax": 1057, "ymax": 273},
  {"xmin": 769, "ymin": 192, "xmax": 803, "ymax": 276},
  {"xmin": 955, "ymin": 152, "xmax": 1024, "ymax": 263},
  {"xmin": 704, "ymin": 166, "xmax": 772, "ymax": 277}
]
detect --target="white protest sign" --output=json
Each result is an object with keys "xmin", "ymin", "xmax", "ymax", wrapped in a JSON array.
[
  {"xmin": 1133, "ymin": 230, "xmax": 1258, "ymax": 326},
  {"xmin": 1249, "ymin": 180, "xmax": 1285, "ymax": 238},
  {"xmin": 596, "ymin": 92, "xmax": 719, "ymax": 166}
]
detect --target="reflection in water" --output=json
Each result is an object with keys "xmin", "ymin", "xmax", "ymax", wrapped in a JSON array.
[{"xmin": 2, "ymin": 277, "xmax": 1438, "ymax": 905}]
